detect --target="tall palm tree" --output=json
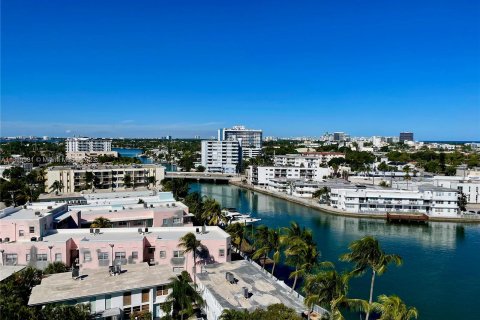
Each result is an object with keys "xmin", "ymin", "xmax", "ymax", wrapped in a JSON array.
[
  {"xmin": 268, "ymin": 228, "xmax": 282, "ymax": 276},
  {"xmin": 373, "ymin": 295, "xmax": 418, "ymax": 320},
  {"xmin": 220, "ymin": 309, "xmax": 250, "ymax": 320},
  {"xmin": 282, "ymin": 222, "xmax": 307, "ymax": 290},
  {"xmin": 90, "ymin": 217, "xmax": 112, "ymax": 228},
  {"xmin": 50, "ymin": 180, "xmax": 64, "ymax": 195},
  {"xmin": 165, "ymin": 271, "xmax": 204, "ymax": 320},
  {"xmin": 252, "ymin": 225, "xmax": 270, "ymax": 269},
  {"xmin": 201, "ymin": 197, "xmax": 226, "ymax": 226},
  {"xmin": 179, "ymin": 232, "xmax": 201, "ymax": 284},
  {"xmin": 340, "ymin": 236, "xmax": 403, "ymax": 320},
  {"xmin": 226, "ymin": 222, "xmax": 245, "ymax": 253},
  {"xmin": 403, "ymin": 165, "xmax": 411, "ymax": 189},
  {"xmin": 304, "ymin": 268, "xmax": 353, "ymax": 320}
]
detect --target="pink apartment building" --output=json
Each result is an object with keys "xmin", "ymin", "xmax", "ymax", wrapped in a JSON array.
[{"xmin": 0, "ymin": 225, "xmax": 231, "ymax": 275}]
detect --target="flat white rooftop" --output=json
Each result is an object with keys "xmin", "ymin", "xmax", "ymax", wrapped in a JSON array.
[
  {"xmin": 39, "ymin": 226, "xmax": 230, "ymax": 243},
  {"xmin": 0, "ymin": 203, "xmax": 66, "ymax": 221},
  {"xmin": 197, "ymin": 260, "xmax": 306, "ymax": 314},
  {"xmin": 0, "ymin": 265, "xmax": 26, "ymax": 282},
  {"xmin": 29, "ymin": 263, "xmax": 174, "ymax": 306}
]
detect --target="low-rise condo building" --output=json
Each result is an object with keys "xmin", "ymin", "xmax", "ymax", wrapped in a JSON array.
[
  {"xmin": 433, "ymin": 176, "xmax": 480, "ymax": 204},
  {"xmin": 45, "ymin": 164, "xmax": 165, "ymax": 193},
  {"xmin": 29, "ymin": 262, "xmax": 175, "ymax": 319},
  {"xmin": 0, "ymin": 226, "xmax": 231, "ymax": 272},
  {"xmin": 329, "ymin": 185, "xmax": 459, "ymax": 217},
  {"xmin": 197, "ymin": 260, "xmax": 310, "ymax": 320},
  {"xmin": 274, "ymin": 152, "xmax": 345, "ymax": 168},
  {"xmin": 246, "ymin": 165, "xmax": 331, "ymax": 185},
  {"xmin": 65, "ymin": 137, "xmax": 118, "ymax": 161}
]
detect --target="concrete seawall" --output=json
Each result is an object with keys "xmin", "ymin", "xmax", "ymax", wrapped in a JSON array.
[{"xmin": 229, "ymin": 181, "xmax": 480, "ymax": 224}]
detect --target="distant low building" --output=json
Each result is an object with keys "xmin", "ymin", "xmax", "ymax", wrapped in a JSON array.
[
  {"xmin": 45, "ymin": 164, "xmax": 165, "ymax": 193},
  {"xmin": 329, "ymin": 185, "xmax": 459, "ymax": 217},
  {"xmin": 65, "ymin": 137, "xmax": 118, "ymax": 161}
]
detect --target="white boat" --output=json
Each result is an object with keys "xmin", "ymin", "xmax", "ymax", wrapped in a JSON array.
[{"xmin": 222, "ymin": 208, "xmax": 261, "ymax": 226}]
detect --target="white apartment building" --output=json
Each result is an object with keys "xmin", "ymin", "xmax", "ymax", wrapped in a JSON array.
[
  {"xmin": 274, "ymin": 152, "xmax": 345, "ymax": 168},
  {"xmin": 45, "ymin": 164, "xmax": 165, "ymax": 193},
  {"xmin": 218, "ymin": 126, "xmax": 262, "ymax": 159},
  {"xmin": 330, "ymin": 185, "xmax": 459, "ymax": 217},
  {"xmin": 433, "ymin": 176, "xmax": 480, "ymax": 204},
  {"xmin": 201, "ymin": 140, "xmax": 241, "ymax": 174},
  {"xmin": 246, "ymin": 165, "xmax": 331, "ymax": 185},
  {"xmin": 66, "ymin": 137, "xmax": 118, "ymax": 161}
]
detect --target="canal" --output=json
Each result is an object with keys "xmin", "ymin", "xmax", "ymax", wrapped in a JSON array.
[{"xmin": 190, "ymin": 182, "xmax": 480, "ymax": 320}]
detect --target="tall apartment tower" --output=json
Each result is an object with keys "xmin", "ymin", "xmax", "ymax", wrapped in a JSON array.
[
  {"xmin": 66, "ymin": 137, "xmax": 112, "ymax": 152},
  {"xmin": 218, "ymin": 126, "xmax": 262, "ymax": 159},
  {"xmin": 399, "ymin": 132, "xmax": 414, "ymax": 142},
  {"xmin": 201, "ymin": 139, "xmax": 242, "ymax": 174}
]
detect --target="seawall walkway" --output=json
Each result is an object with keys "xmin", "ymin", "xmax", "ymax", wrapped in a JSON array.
[{"xmin": 229, "ymin": 180, "xmax": 480, "ymax": 223}]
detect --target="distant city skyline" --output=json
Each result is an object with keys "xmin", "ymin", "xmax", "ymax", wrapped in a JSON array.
[{"xmin": 2, "ymin": 0, "xmax": 479, "ymax": 140}]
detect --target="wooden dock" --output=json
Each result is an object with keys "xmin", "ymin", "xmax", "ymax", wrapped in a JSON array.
[{"xmin": 386, "ymin": 212, "xmax": 429, "ymax": 223}]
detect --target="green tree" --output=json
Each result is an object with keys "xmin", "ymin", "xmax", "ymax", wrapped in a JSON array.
[
  {"xmin": 196, "ymin": 165, "xmax": 206, "ymax": 172},
  {"xmin": 340, "ymin": 236, "xmax": 403, "ymax": 320},
  {"xmin": 147, "ymin": 176, "xmax": 157, "ymax": 189},
  {"xmin": 130, "ymin": 310, "xmax": 153, "ymax": 320},
  {"xmin": 179, "ymin": 232, "xmax": 201, "ymax": 284},
  {"xmin": 165, "ymin": 271, "xmax": 204, "ymax": 320},
  {"xmin": 162, "ymin": 179, "xmax": 189, "ymax": 200},
  {"xmin": 372, "ymin": 295, "xmax": 418, "ymax": 320},
  {"xmin": 44, "ymin": 261, "xmax": 69, "ymax": 274},
  {"xmin": 49, "ymin": 180, "xmax": 64, "ymax": 195},
  {"xmin": 41, "ymin": 303, "xmax": 91, "ymax": 320},
  {"xmin": 91, "ymin": 216, "xmax": 113, "ymax": 228},
  {"xmin": 183, "ymin": 192, "xmax": 204, "ymax": 224},
  {"xmin": 252, "ymin": 225, "xmax": 271, "ymax": 269},
  {"xmin": 201, "ymin": 197, "xmax": 226, "ymax": 226},
  {"xmin": 458, "ymin": 192, "xmax": 467, "ymax": 212},
  {"xmin": 226, "ymin": 222, "xmax": 245, "ymax": 253},
  {"xmin": 123, "ymin": 174, "xmax": 132, "ymax": 188}
]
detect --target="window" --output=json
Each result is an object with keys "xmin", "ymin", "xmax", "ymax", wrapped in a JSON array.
[
  {"xmin": 19, "ymin": 230, "xmax": 24, "ymax": 237},
  {"xmin": 219, "ymin": 249, "xmax": 225, "ymax": 257},
  {"xmin": 123, "ymin": 292, "xmax": 132, "ymax": 306},
  {"xmin": 84, "ymin": 251, "xmax": 92, "ymax": 262},
  {"xmin": 29, "ymin": 226, "xmax": 35, "ymax": 234},
  {"xmin": 37, "ymin": 254, "xmax": 47, "ymax": 261},
  {"xmin": 26, "ymin": 254, "xmax": 30, "ymax": 262},
  {"xmin": 98, "ymin": 252, "xmax": 109, "ymax": 261},
  {"xmin": 5, "ymin": 254, "xmax": 17, "ymax": 265},
  {"xmin": 55, "ymin": 253, "xmax": 62, "ymax": 261},
  {"xmin": 115, "ymin": 252, "xmax": 126, "ymax": 259},
  {"xmin": 156, "ymin": 285, "xmax": 168, "ymax": 296},
  {"xmin": 159, "ymin": 251, "xmax": 166, "ymax": 259},
  {"xmin": 173, "ymin": 250, "xmax": 184, "ymax": 258},
  {"xmin": 142, "ymin": 289, "xmax": 149, "ymax": 303},
  {"xmin": 162, "ymin": 219, "xmax": 168, "ymax": 225},
  {"xmin": 173, "ymin": 217, "xmax": 181, "ymax": 224},
  {"xmin": 132, "ymin": 251, "xmax": 138, "ymax": 259}
]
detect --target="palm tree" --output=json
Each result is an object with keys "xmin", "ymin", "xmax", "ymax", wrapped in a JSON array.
[
  {"xmin": 85, "ymin": 171, "xmax": 96, "ymax": 191},
  {"xmin": 50, "ymin": 180, "xmax": 64, "ymax": 195},
  {"xmin": 147, "ymin": 176, "xmax": 157, "ymax": 189},
  {"xmin": 123, "ymin": 174, "xmax": 132, "ymax": 189},
  {"xmin": 268, "ymin": 228, "xmax": 282, "ymax": 276},
  {"xmin": 220, "ymin": 309, "xmax": 250, "ymax": 320},
  {"xmin": 282, "ymin": 222, "xmax": 318, "ymax": 291},
  {"xmin": 403, "ymin": 165, "xmax": 411, "ymax": 189},
  {"xmin": 179, "ymin": 232, "xmax": 201, "ymax": 285},
  {"xmin": 340, "ymin": 236, "xmax": 403, "ymax": 320},
  {"xmin": 226, "ymin": 222, "xmax": 245, "ymax": 253},
  {"xmin": 201, "ymin": 197, "xmax": 226, "ymax": 226},
  {"xmin": 165, "ymin": 271, "xmax": 204, "ymax": 320},
  {"xmin": 90, "ymin": 217, "xmax": 112, "ymax": 228},
  {"xmin": 372, "ymin": 295, "xmax": 418, "ymax": 320},
  {"xmin": 304, "ymin": 268, "xmax": 357, "ymax": 320},
  {"xmin": 252, "ymin": 225, "xmax": 270, "ymax": 269}
]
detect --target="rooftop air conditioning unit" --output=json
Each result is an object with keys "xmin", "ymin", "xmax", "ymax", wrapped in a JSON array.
[
  {"xmin": 38, "ymin": 237, "xmax": 43, "ymax": 241},
  {"xmin": 95, "ymin": 229, "xmax": 100, "ymax": 235},
  {"xmin": 4, "ymin": 237, "xmax": 10, "ymax": 242},
  {"xmin": 242, "ymin": 287, "xmax": 249, "ymax": 299},
  {"xmin": 202, "ymin": 225, "xmax": 206, "ymax": 234},
  {"xmin": 47, "ymin": 206, "xmax": 52, "ymax": 209},
  {"xmin": 31, "ymin": 237, "xmax": 37, "ymax": 242},
  {"xmin": 90, "ymin": 228, "xmax": 94, "ymax": 234},
  {"xmin": 138, "ymin": 228, "xmax": 143, "ymax": 234},
  {"xmin": 35, "ymin": 211, "xmax": 41, "ymax": 216},
  {"xmin": 145, "ymin": 227, "xmax": 149, "ymax": 233}
]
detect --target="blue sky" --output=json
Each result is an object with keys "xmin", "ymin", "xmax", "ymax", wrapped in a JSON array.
[{"xmin": 1, "ymin": 0, "xmax": 479, "ymax": 140}]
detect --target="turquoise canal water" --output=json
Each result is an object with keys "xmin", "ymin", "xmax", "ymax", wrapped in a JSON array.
[
  {"xmin": 113, "ymin": 148, "xmax": 176, "ymax": 171},
  {"xmin": 190, "ymin": 183, "xmax": 480, "ymax": 320}
]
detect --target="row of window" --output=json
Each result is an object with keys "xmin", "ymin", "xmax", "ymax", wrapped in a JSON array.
[
  {"xmin": 84, "ymin": 251, "xmax": 138, "ymax": 262},
  {"xmin": 4, "ymin": 253, "xmax": 62, "ymax": 264},
  {"xmin": 18, "ymin": 226, "xmax": 36, "ymax": 236}
]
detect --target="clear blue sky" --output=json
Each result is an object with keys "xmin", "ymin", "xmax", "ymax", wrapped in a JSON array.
[{"xmin": 1, "ymin": 0, "xmax": 479, "ymax": 140}]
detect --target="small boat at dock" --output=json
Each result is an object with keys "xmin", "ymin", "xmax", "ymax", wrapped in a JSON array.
[{"xmin": 222, "ymin": 208, "xmax": 261, "ymax": 226}]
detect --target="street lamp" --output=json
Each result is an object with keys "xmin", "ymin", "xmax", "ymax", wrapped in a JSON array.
[
  {"xmin": 48, "ymin": 245, "xmax": 54, "ymax": 262},
  {"xmin": 109, "ymin": 244, "xmax": 114, "ymax": 266}
]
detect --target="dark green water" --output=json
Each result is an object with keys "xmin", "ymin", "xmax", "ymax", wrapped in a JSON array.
[{"xmin": 190, "ymin": 183, "xmax": 480, "ymax": 320}]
